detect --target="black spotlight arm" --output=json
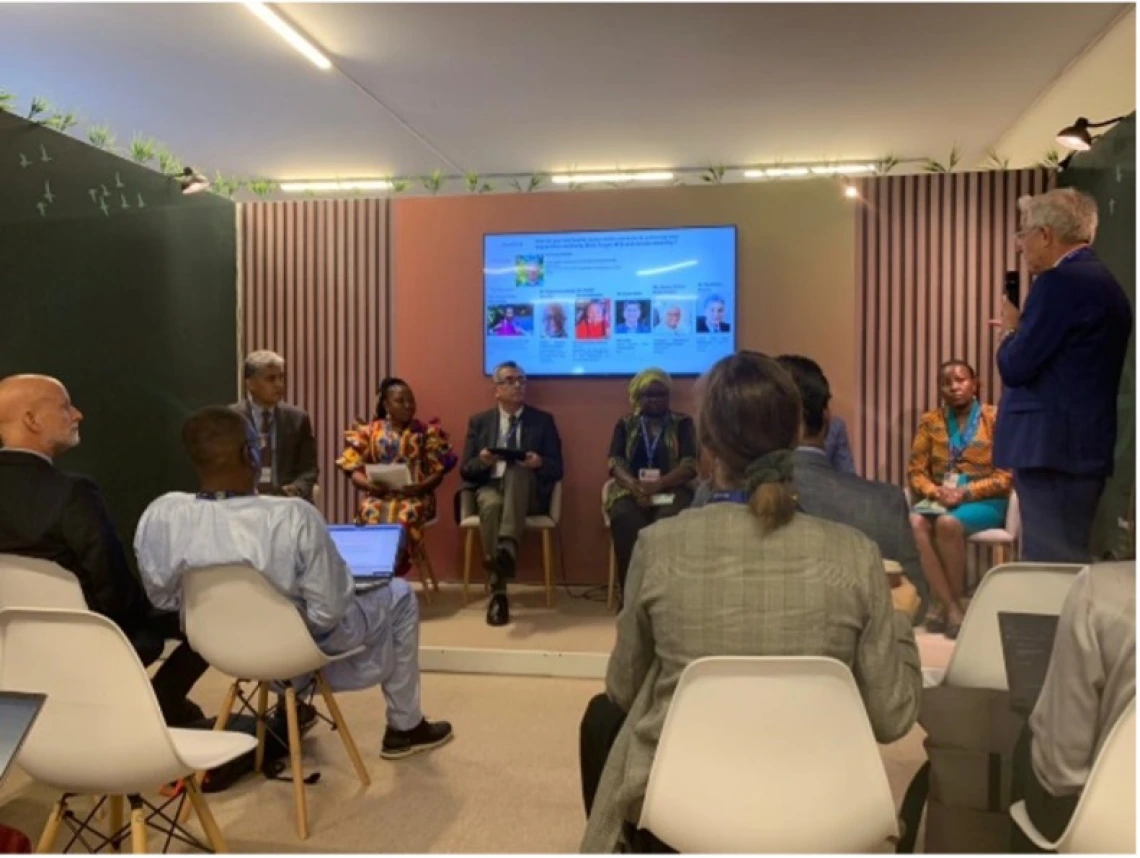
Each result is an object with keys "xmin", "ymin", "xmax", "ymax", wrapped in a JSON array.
[{"xmin": 1087, "ymin": 114, "xmax": 1131, "ymax": 129}]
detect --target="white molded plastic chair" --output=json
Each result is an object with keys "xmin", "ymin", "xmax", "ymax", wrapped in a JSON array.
[
  {"xmin": 1010, "ymin": 698, "xmax": 1135, "ymax": 854},
  {"xmin": 411, "ymin": 516, "xmax": 440, "ymax": 603},
  {"xmin": 182, "ymin": 565, "xmax": 371, "ymax": 840},
  {"xmin": 968, "ymin": 490, "xmax": 1022, "ymax": 563},
  {"xmin": 942, "ymin": 562, "xmax": 1085, "ymax": 689},
  {"xmin": 639, "ymin": 656, "xmax": 898, "ymax": 853},
  {"xmin": 0, "ymin": 607, "xmax": 254, "ymax": 853},
  {"xmin": 460, "ymin": 481, "xmax": 562, "ymax": 607},
  {"xmin": 601, "ymin": 479, "xmax": 617, "ymax": 610},
  {"xmin": 0, "ymin": 554, "xmax": 87, "ymax": 610}
]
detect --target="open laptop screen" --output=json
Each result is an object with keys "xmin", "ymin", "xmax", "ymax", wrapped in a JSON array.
[{"xmin": 327, "ymin": 524, "xmax": 404, "ymax": 580}]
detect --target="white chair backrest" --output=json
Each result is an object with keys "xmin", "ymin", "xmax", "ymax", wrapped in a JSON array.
[
  {"xmin": 0, "ymin": 607, "xmax": 184, "ymax": 794},
  {"xmin": 547, "ymin": 481, "xmax": 563, "ymax": 523},
  {"xmin": 0, "ymin": 555, "xmax": 87, "ymax": 610},
  {"xmin": 1063, "ymin": 698, "xmax": 1136, "ymax": 853},
  {"xmin": 183, "ymin": 564, "xmax": 327, "ymax": 681},
  {"xmin": 640, "ymin": 656, "xmax": 897, "ymax": 853},
  {"xmin": 945, "ymin": 562, "xmax": 1085, "ymax": 689}
]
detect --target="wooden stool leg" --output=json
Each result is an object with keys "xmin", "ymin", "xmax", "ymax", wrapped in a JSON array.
[
  {"xmin": 414, "ymin": 544, "xmax": 434, "ymax": 605},
  {"xmin": 108, "ymin": 795, "xmax": 125, "ymax": 851},
  {"xmin": 315, "ymin": 671, "xmax": 370, "ymax": 786},
  {"xmin": 607, "ymin": 542, "xmax": 616, "ymax": 610},
  {"xmin": 462, "ymin": 529, "xmax": 474, "ymax": 606},
  {"xmin": 185, "ymin": 777, "xmax": 228, "ymax": 853},
  {"xmin": 254, "ymin": 682, "xmax": 270, "ymax": 773},
  {"xmin": 181, "ymin": 678, "xmax": 241, "ymax": 824},
  {"xmin": 285, "ymin": 685, "xmax": 309, "ymax": 840},
  {"xmin": 36, "ymin": 798, "xmax": 66, "ymax": 854},
  {"xmin": 129, "ymin": 799, "xmax": 147, "ymax": 854},
  {"xmin": 542, "ymin": 530, "xmax": 554, "ymax": 608}
]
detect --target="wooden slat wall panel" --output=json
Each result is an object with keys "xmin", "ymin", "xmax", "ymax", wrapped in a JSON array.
[
  {"xmin": 238, "ymin": 199, "xmax": 389, "ymax": 524},
  {"xmin": 855, "ymin": 169, "xmax": 1055, "ymax": 484}
]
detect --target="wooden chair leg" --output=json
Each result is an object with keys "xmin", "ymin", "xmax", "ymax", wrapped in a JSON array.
[
  {"xmin": 315, "ymin": 671, "xmax": 371, "ymax": 786},
  {"xmin": 542, "ymin": 530, "xmax": 554, "ymax": 608},
  {"xmin": 462, "ymin": 529, "xmax": 474, "ymax": 606},
  {"xmin": 607, "ymin": 542, "xmax": 616, "ymax": 610},
  {"xmin": 420, "ymin": 543, "xmax": 440, "ymax": 593},
  {"xmin": 284, "ymin": 685, "xmax": 309, "ymax": 840},
  {"xmin": 254, "ymin": 682, "xmax": 270, "ymax": 773},
  {"xmin": 215, "ymin": 680, "xmax": 239, "ymax": 732},
  {"xmin": 129, "ymin": 800, "xmax": 147, "ymax": 854},
  {"xmin": 36, "ymin": 798, "xmax": 66, "ymax": 854},
  {"xmin": 108, "ymin": 795, "xmax": 125, "ymax": 852},
  {"xmin": 414, "ymin": 544, "xmax": 434, "ymax": 605},
  {"xmin": 185, "ymin": 777, "xmax": 228, "ymax": 853}
]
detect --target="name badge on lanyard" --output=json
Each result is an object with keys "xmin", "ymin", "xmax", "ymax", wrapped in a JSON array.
[
  {"xmin": 942, "ymin": 470, "xmax": 959, "ymax": 490},
  {"xmin": 640, "ymin": 417, "xmax": 663, "ymax": 483}
]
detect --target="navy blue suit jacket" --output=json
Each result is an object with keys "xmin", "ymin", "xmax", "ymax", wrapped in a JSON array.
[{"xmin": 994, "ymin": 248, "xmax": 1131, "ymax": 477}]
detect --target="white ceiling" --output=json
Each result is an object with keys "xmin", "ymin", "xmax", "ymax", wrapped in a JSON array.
[{"xmin": 0, "ymin": 2, "xmax": 1131, "ymax": 182}]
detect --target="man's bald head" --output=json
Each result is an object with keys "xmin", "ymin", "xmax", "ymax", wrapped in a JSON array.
[{"xmin": 0, "ymin": 374, "xmax": 83, "ymax": 458}]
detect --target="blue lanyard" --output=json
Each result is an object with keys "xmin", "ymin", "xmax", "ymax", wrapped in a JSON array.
[
  {"xmin": 708, "ymin": 490, "xmax": 750, "ymax": 505},
  {"xmin": 946, "ymin": 401, "xmax": 981, "ymax": 465},
  {"xmin": 640, "ymin": 417, "xmax": 664, "ymax": 464},
  {"xmin": 502, "ymin": 416, "xmax": 520, "ymax": 447}
]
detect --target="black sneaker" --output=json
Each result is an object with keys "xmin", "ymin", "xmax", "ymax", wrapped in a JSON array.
[{"xmin": 381, "ymin": 719, "xmax": 454, "ymax": 760}]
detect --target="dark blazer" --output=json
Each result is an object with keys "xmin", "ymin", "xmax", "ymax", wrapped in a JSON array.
[
  {"xmin": 232, "ymin": 400, "xmax": 319, "ymax": 499},
  {"xmin": 696, "ymin": 317, "xmax": 731, "ymax": 333},
  {"xmin": 459, "ymin": 406, "xmax": 564, "ymax": 513},
  {"xmin": 0, "ymin": 450, "xmax": 150, "ymax": 635},
  {"xmin": 792, "ymin": 448, "xmax": 928, "ymax": 601},
  {"xmin": 995, "ymin": 248, "xmax": 1132, "ymax": 478}
]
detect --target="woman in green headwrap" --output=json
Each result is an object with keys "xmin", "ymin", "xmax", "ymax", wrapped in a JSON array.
[{"xmin": 605, "ymin": 368, "xmax": 698, "ymax": 598}]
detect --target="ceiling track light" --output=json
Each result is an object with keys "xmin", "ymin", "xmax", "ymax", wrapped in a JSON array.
[
  {"xmin": 550, "ymin": 171, "xmax": 674, "ymax": 185},
  {"xmin": 742, "ymin": 163, "xmax": 876, "ymax": 179},
  {"xmin": 244, "ymin": 2, "xmax": 332, "ymax": 70},
  {"xmin": 1055, "ymin": 115, "xmax": 1129, "ymax": 152},
  {"xmin": 280, "ymin": 180, "xmax": 394, "ymax": 192}
]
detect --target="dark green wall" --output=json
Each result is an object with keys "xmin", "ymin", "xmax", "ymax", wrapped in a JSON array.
[
  {"xmin": 1058, "ymin": 114, "xmax": 1136, "ymax": 559},
  {"xmin": 0, "ymin": 112, "xmax": 237, "ymax": 545}
]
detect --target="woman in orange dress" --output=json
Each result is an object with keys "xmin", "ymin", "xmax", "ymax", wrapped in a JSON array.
[{"xmin": 337, "ymin": 377, "xmax": 457, "ymax": 576}]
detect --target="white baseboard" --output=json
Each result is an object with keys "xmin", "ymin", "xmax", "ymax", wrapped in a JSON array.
[{"xmin": 419, "ymin": 646, "xmax": 607, "ymax": 679}]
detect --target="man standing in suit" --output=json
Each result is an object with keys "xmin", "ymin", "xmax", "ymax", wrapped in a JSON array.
[
  {"xmin": 776, "ymin": 356, "xmax": 929, "ymax": 618},
  {"xmin": 233, "ymin": 350, "xmax": 318, "ymax": 501},
  {"xmin": 0, "ymin": 374, "xmax": 208, "ymax": 725},
  {"xmin": 459, "ymin": 361, "xmax": 563, "ymax": 626},
  {"xmin": 995, "ymin": 189, "xmax": 1132, "ymax": 563}
]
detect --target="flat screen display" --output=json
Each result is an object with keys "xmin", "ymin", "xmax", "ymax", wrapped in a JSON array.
[{"xmin": 483, "ymin": 226, "xmax": 737, "ymax": 377}]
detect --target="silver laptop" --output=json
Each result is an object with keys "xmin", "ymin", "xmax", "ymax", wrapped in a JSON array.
[
  {"xmin": 327, "ymin": 524, "xmax": 404, "ymax": 591},
  {"xmin": 0, "ymin": 691, "xmax": 46, "ymax": 787}
]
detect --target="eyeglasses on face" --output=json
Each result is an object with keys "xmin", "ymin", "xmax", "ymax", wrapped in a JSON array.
[{"xmin": 496, "ymin": 376, "xmax": 527, "ymax": 387}]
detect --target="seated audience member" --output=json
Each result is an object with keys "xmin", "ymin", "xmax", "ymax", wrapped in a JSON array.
[
  {"xmin": 908, "ymin": 360, "xmax": 1011, "ymax": 639},
  {"xmin": 1012, "ymin": 561, "xmax": 1135, "ymax": 848},
  {"xmin": 337, "ymin": 377, "xmax": 456, "ymax": 577},
  {"xmin": 825, "ymin": 412, "xmax": 857, "ymax": 474},
  {"xmin": 134, "ymin": 406, "xmax": 453, "ymax": 758},
  {"xmin": 777, "ymin": 355, "xmax": 929, "ymax": 618},
  {"xmin": 0, "ymin": 374, "xmax": 207, "ymax": 725},
  {"xmin": 579, "ymin": 353, "xmax": 922, "ymax": 853},
  {"xmin": 232, "ymin": 350, "xmax": 318, "ymax": 500},
  {"xmin": 459, "ymin": 362, "xmax": 563, "ymax": 626},
  {"xmin": 605, "ymin": 369, "xmax": 697, "ymax": 599}
]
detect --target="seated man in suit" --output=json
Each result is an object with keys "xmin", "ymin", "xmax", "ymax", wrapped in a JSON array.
[
  {"xmin": 776, "ymin": 356, "xmax": 929, "ymax": 619},
  {"xmin": 0, "ymin": 374, "xmax": 207, "ymax": 725},
  {"xmin": 233, "ymin": 350, "xmax": 318, "ymax": 501},
  {"xmin": 459, "ymin": 361, "xmax": 563, "ymax": 626},
  {"xmin": 135, "ymin": 406, "xmax": 453, "ymax": 759}
]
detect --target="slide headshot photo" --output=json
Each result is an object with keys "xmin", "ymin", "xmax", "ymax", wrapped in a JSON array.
[
  {"xmin": 540, "ymin": 301, "xmax": 571, "ymax": 339},
  {"xmin": 515, "ymin": 254, "xmax": 545, "ymax": 287},
  {"xmin": 653, "ymin": 299, "xmax": 693, "ymax": 334},
  {"xmin": 487, "ymin": 304, "xmax": 533, "ymax": 337},
  {"xmin": 696, "ymin": 294, "xmax": 732, "ymax": 333},
  {"xmin": 575, "ymin": 298, "xmax": 611, "ymax": 340},
  {"xmin": 614, "ymin": 299, "xmax": 651, "ymax": 335}
]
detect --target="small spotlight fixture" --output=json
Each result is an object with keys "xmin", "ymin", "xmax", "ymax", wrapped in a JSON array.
[
  {"xmin": 843, "ymin": 185, "xmax": 859, "ymax": 199},
  {"xmin": 178, "ymin": 167, "xmax": 210, "ymax": 195},
  {"xmin": 1055, "ymin": 115, "xmax": 1129, "ymax": 152}
]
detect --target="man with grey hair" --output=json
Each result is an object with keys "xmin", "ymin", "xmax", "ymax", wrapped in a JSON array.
[
  {"xmin": 233, "ymin": 349, "xmax": 318, "ymax": 501},
  {"xmin": 994, "ymin": 188, "xmax": 1131, "ymax": 562},
  {"xmin": 459, "ymin": 361, "xmax": 563, "ymax": 626}
]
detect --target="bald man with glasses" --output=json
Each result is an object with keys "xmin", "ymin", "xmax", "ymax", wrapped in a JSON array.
[{"xmin": 458, "ymin": 362, "xmax": 563, "ymax": 626}]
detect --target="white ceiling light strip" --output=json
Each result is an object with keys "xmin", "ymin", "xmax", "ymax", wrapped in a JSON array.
[
  {"xmin": 280, "ymin": 180, "xmax": 393, "ymax": 192},
  {"xmin": 550, "ymin": 171, "xmax": 674, "ymax": 185},
  {"xmin": 244, "ymin": 2, "xmax": 332, "ymax": 71}
]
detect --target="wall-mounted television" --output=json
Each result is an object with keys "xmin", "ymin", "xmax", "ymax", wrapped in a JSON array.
[{"xmin": 483, "ymin": 225, "xmax": 737, "ymax": 378}]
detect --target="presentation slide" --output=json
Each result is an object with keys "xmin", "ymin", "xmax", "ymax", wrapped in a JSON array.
[{"xmin": 483, "ymin": 226, "xmax": 737, "ymax": 377}]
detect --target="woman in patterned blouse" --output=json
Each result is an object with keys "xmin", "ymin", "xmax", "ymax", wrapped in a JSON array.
[
  {"xmin": 337, "ymin": 378, "xmax": 457, "ymax": 576},
  {"xmin": 908, "ymin": 360, "xmax": 1012, "ymax": 638},
  {"xmin": 606, "ymin": 368, "xmax": 698, "ymax": 599}
]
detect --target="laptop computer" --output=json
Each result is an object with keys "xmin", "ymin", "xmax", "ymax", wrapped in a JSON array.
[
  {"xmin": 0, "ymin": 691, "xmax": 46, "ymax": 787},
  {"xmin": 998, "ymin": 611, "xmax": 1061, "ymax": 719},
  {"xmin": 328, "ymin": 524, "xmax": 405, "ymax": 591}
]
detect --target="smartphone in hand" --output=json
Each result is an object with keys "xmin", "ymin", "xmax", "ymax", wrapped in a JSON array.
[{"xmin": 1004, "ymin": 270, "xmax": 1021, "ymax": 308}]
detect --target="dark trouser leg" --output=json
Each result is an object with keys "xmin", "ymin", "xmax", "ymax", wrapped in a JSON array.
[
  {"xmin": 1016, "ymin": 469, "xmax": 1106, "ymax": 563},
  {"xmin": 579, "ymin": 693, "xmax": 627, "ymax": 818},
  {"xmin": 145, "ymin": 612, "xmax": 210, "ymax": 726},
  {"xmin": 1010, "ymin": 722, "xmax": 1079, "ymax": 851},
  {"xmin": 609, "ymin": 497, "xmax": 655, "ymax": 596}
]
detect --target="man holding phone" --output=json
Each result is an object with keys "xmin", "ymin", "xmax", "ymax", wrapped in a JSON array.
[
  {"xmin": 459, "ymin": 362, "xmax": 564, "ymax": 625},
  {"xmin": 994, "ymin": 189, "xmax": 1131, "ymax": 563}
]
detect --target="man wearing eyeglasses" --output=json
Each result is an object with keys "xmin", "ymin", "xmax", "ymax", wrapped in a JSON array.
[{"xmin": 459, "ymin": 362, "xmax": 563, "ymax": 626}]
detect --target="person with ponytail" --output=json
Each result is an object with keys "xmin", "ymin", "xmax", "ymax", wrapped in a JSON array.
[
  {"xmin": 580, "ymin": 353, "xmax": 923, "ymax": 853},
  {"xmin": 336, "ymin": 378, "xmax": 457, "ymax": 576}
]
